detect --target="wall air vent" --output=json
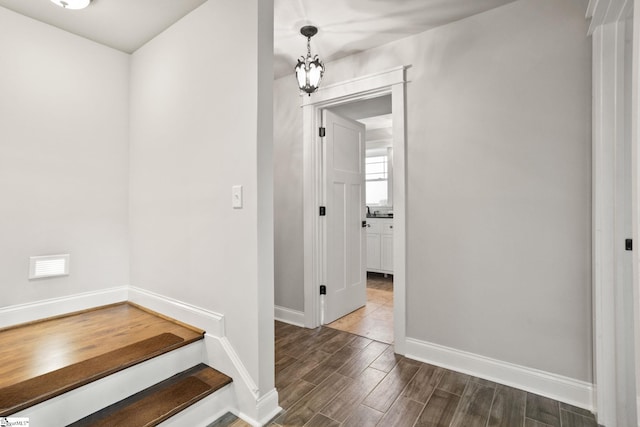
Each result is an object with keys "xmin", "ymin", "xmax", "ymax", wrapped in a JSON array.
[{"xmin": 29, "ymin": 254, "xmax": 70, "ymax": 279}]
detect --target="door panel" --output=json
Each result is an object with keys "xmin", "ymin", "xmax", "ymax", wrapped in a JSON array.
[
  {"xmin": 324, "ymin": 109, "xmax": 366, "ymax": 324},
  {"xmin": 329, "ymin": 181, "xmax": 347, "ymax": 293}
]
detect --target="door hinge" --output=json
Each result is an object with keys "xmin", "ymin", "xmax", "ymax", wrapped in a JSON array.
[
  {"xmin": 319, "ymin": 127, "xmax": 326, "ymax": 137},
  {"xmin": 319, "ymin": 206, "xmax": 326, "ymax": 216},
  {"xmin": 320, "ymin": 285, "xmax": 327, "ymax": 295},
  {"xmin": 626, "ymin": 238, "xmax": 633, "ymax": 251}
]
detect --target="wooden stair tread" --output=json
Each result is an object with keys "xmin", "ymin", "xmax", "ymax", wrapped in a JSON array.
[
  {"xmin": 0, "ymin": 332, "xmax": 201, "ymax": 416},
  {"xmin": 68, "ymin": 364, "xmax": 232, "ymax": 427},
  {"xmin": 0, "ymin": 303, "xmax": 205, "ymax": 389}
]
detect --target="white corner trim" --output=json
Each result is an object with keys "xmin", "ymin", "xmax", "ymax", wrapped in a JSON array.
[
  {"xmin": 204, "ymin": 336, "xmax": 280, "ymax": 427},
  {"xmin": 274, "ymin": 305, "xmax": 305, "ymax": 327},
  {"xmin": 217, "ymin": 335, "xmax": 260, "ymax": 397},
  {"xmin": 0, "ymin": 286, "xmax": 128, "ymax": 329},
  {"xmin": 405, "ymin": 338, "xmax": 594, "ymax": 411},
  {"xmin": 237, "ymin": 388, "xmax": 282, "ymax": 427},
  {"xmin": 255, "ymin": 388, "xmax": 282, "ymax": 426},
  {"xmin": 128, "ymin": 286, "xmax": 225, "ymax": 337}
]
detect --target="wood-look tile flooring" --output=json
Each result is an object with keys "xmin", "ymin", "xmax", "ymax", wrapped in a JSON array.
[
  {"xmin": 327, "ymin": 273, "xmax": 394, "ymax": 344},
  {"xmin": 0, "ymin": 302, "xmax": 203, "ymax": 389},
  {"xmin": 269, "ymin": 321, "xmax": 598, "ymax": 427}
]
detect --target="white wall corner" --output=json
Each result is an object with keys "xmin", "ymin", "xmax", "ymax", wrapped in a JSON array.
[
  {"xmin": 0, "ymin": 286, "xmax": 129, "ymax": 329},
  {"xmin": 274, "ymin": 305, "xmax": 305, "ymax": 327},
  {"xmin": 405, "ymin": 338, "xmax": 594, "ymax": 411}
]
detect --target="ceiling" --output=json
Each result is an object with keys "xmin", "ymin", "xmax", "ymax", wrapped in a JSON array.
[
  {"xmin": 0, "ymin": 0, "xmax": 208, "ymax": 53},
  {"xmin": 0, "ymin": 0, "xmax": 517, "ymax": 78}
]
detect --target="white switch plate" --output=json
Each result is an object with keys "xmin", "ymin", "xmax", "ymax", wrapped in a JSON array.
[{"xmin": 232, "ymin": 185, "xmax": 243, "ymax": 209}]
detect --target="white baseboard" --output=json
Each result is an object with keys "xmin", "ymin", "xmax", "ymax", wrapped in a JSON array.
[
  {"xmin": 0, "ymin": 286, "xmax": 128, "ymax": 329},
  {"xmin": 274, "ymin": 305, "xmax": 305, "ymax": 327},
  {"xmin": 128, "ymin": 287, "xmax": 225, "ymax": 337},
  {"xmin": 405, "ymin": 337, "xmax": 594, "ymax": 411},
  {"xmin": 254, "ymin": 388, "xmax": 282, "ymax": 426}
]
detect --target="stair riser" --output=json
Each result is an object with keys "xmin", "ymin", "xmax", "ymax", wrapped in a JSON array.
[
  {"xmin": 157, "ymin": 384, "xmax": 235, "ymax": 427},
  {"xmin": 12, "ymin": 341, "xmax": 204, "ymax": 426}
]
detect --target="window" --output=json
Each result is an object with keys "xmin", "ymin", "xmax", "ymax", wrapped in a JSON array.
[{"xmin": 366, "ymin": 155, "xmax": 390, "ymax": 206}]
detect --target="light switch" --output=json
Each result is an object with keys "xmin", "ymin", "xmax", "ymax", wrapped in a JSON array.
[{"xmin": 232, "ymin": 185, "xmax": 243, "ymax": 209}]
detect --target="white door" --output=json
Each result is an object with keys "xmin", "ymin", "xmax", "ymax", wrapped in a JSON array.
[{"xmin": 323, "ymin": 109, "xmax": 366, "ymax": 324}]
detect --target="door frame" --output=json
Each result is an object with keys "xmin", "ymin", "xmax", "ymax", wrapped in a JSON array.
[
  {"xmin": 301, "ymin": 66, "xmax": 408, "ymax": 354},
  {"xmin": 588, "ymin": 0, "xmax": 637, "ymax": 424}
]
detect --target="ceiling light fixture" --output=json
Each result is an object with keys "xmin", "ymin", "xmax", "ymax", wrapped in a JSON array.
[
  {"xmin": 50, "ymin": 0, "xmax": 91, "ymax": 10},
  {"xmin": 295, "ymin": 26, "xmax": 324, "ymax": 96}
]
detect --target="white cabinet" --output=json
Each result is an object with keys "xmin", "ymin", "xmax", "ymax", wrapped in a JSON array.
[
  {"xmin": 366, "ymin": 218, "xmax": 393, "ymax": 274},
  {"xmin": 366, "ymin": 233, "xmax": 381, "ymax": 271}
]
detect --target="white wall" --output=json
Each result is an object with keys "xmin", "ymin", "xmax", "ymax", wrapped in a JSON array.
[
  {"xmin": 273, "ymin": 0, "xmax": 592, "ymax": 382},
  {"xmin": 129, "ymin": 0, "xmax": 274, "ymax": 395},
  {"xmin": 0, "ymin": 7, "xmax": 130, "ymax": 307},
  {"xmin": 274, "ymin": 77, "xmax": 304, "ymax": 312}
]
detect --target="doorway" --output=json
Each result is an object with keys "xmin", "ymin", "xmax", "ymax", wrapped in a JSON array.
[
  {"xmin": 323, "ymin": 96, "xmax": 395, "ymax": 344},
  {"xmin": 300, "ymin": 66, "xmax": 408, "ymax": 353}
]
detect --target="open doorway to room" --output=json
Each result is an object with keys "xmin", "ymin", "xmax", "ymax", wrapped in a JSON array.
[
  {"xmin": 322, "ymin": 95, "xmax": 395, "ymax": 344},
  {"xmin": 301, "ymin": 66, "xmax": 407, "ymax": 353}
]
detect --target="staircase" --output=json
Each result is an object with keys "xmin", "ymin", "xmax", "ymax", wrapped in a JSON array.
[{"xmin": 0, "ymin": 303, "xmax": 234, "ymax": 426}]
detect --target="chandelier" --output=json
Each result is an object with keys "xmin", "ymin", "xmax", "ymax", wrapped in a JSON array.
[{"xmin": 295, "ymin": 26, "xmax": 325, "ymax": 96}]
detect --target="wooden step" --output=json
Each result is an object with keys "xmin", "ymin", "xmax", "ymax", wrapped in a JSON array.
[
  {"xmin": 0, "ymin": 303, "xmax": 205, "ymax": 417},
  {"xmin": 0, "ymin": 332, "xmax": 196, "ymax": 416},
  {"xmin": 68, "ymin": 364, "xmax": 232, "ymax": 427}
]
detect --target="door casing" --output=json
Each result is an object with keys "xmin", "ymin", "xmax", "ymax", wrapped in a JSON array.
[
  {"xmin": 588, "ymin": 0, "xmax": 638, "ymax": 424},
  {"xmin": 301, "ymin": 66, "xmax": 408, "ymax": 354}
]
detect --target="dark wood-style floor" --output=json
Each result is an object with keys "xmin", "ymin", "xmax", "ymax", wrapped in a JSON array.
[{"xmin": 267, "ymin": 321, "xmax": 598, "ymax": 427}]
